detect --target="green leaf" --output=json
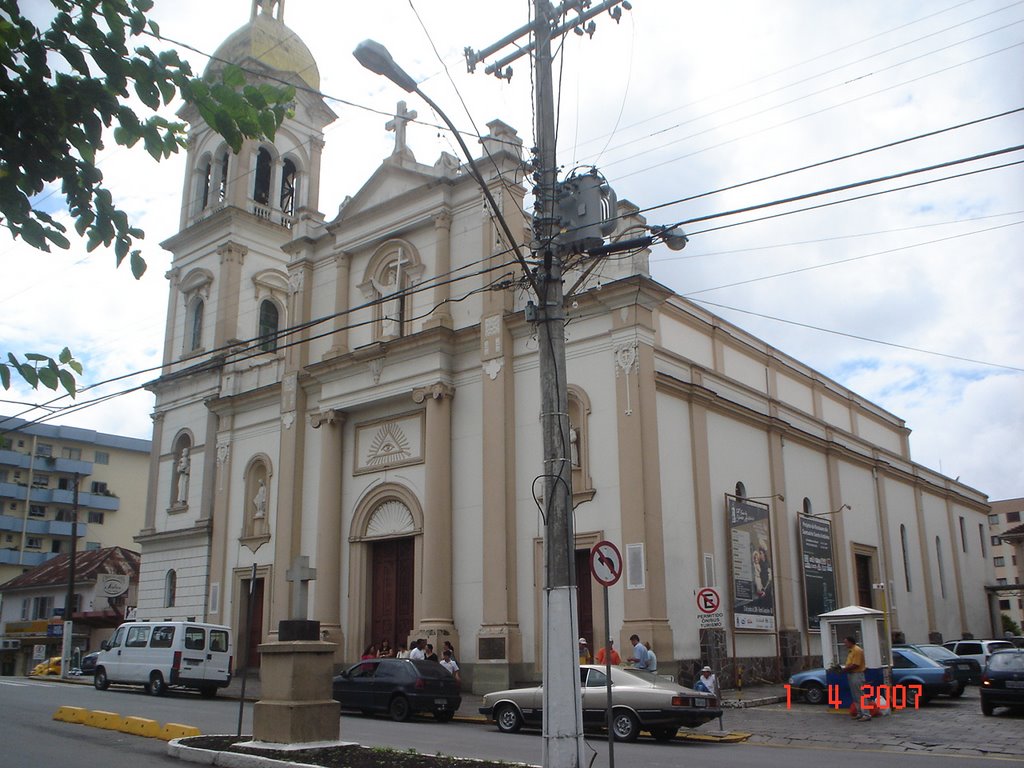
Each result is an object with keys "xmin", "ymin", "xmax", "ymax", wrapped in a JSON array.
[
  {"xmin": 129, "ymin": 250, "xmax": 146, "ymax": 278},
  {"xmin": 222, "ymin": 64, "xmax": 246, "ymax": 88},
  {"xmin": 38, "ymin": 365, "xmax": 59, "ymax": 391},
  {"xmin": 0, "ymin": 365, "xmax": 9, "ymax": 390},
  {"xmin": 59, "ymin": 347, "xmax": 73, "ymax": 364},
  {"xmin": 69, "ymin": 360, "xmax": 83, "ymax": 375},
  {"xmin": 57, "ymin": 369, "xmax": 77, "ymax": 398},
  {"xmin": 18, "ymin": 364, "xmax": 38, "ymax": 388},
  {"xmin": 24, "ymin": 353, "xmax": 49, "ymax": 362}
]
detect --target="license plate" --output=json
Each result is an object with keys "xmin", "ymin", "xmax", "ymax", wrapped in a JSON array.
[
  {"xmin": 435, "ymin": 698, "xmax": 449, "ymax": 706},
  {"xmin": 694, "ymin": 698, "xmax": 708, "ymax": 707},
  {"xmin": 1006, "ymin": 680, "xmax": 1024, "ymax": 689},
  {"xmin": 957, "ymin": 663, "xmax": 970, "ymax": 670}
]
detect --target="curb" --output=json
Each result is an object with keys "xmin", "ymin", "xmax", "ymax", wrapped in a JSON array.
[{"xmin": 168, "ymin": 739, "xmax": 352, "ymax": 768}]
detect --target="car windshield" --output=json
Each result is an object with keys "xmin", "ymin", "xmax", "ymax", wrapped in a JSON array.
[
  {"xmin": 988, "ymin": 652, "xmax": 1024, "ymax": 671},
  {"xmin": 896, "ymin": 649, "xmax": 942, "ymax": 668},
  {"xmin": 917, "ymin": 645, "xmax": 958, "ymax": 661}
]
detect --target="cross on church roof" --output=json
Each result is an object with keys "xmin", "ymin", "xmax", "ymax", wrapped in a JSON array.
[
  {"xmin": 285, "ymin": 554, "xmax": 316, "ymax": 621},
  {"xmin": 386, "ymin": 100, "xmax": 418, "ymax": 158}
]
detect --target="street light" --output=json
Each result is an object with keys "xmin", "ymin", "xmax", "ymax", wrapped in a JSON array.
[{"xmin": 353, "ymin": 40, "xmax": 535, "ymax": 292}]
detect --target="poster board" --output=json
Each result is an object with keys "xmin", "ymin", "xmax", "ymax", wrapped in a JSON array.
[
  {"xmin": 727, "ymin": 497, "xmax": 776, "ymax": 631},
  {"xmin": 798, "ymin": 514, "xmax": 838, "ymax": 630}
]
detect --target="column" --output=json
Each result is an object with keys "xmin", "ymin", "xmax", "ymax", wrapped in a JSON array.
[
  {"xmin": 161, "ymin": 270, "xmax": 179, "ymax": 368},
  {"xmin": 311, "ymin": 408, "xmax": 345, "ymax": 657},
  {"xmin": 425, "ymin": 211, "xmax": 452, "ymax": 329},
  {"xmin": 412, "ymin": 383, "xmax": 457, "ymax": 645},
  {"xmin": 612, "ymin": 305, "xmax": 673, "ymax": 656},
  {"xmin": 214, "ymin": 241, "xmax": 247, "ymax": 348},
  {"xmin": 142, "ymin": 412, "xmax": 165, "ymax": 534},
  {"xmin": 208, "ymin": 424, "xmax": 233, "ymax": 623},
  {"xmin": 325, "ymin": 251, "xmax": 351, "ymax": 359},
  {"xmin": 305, "ymin": 137, "xmax": 325, "ymax": 212}
]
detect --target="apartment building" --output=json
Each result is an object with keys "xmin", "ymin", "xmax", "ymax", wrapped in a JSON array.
[
  {"xmin": 0, "ymin": 416, "xmax": 150, "ymax": 586},
  {"xmin": 989, "ymin": 497, "xmax": 1024, "ymax": 631}
]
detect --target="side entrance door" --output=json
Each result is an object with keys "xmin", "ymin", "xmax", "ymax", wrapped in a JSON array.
[{"xmin": 371, "ymin": 538, "xmax": 414, "ymax": 648}]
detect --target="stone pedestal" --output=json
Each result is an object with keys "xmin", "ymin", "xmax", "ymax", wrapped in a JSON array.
[{"xmin": 253, "ymin": 641, "xmax": 339, "ymax": 744}]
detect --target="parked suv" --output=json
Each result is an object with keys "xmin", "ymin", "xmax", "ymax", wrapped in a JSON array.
[{"xmin": 943, "ymin": 639, "xmax": 1015, "ymax": 668}]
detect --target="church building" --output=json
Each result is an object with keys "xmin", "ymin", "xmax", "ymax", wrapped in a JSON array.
[{"xmin": 136, "ymin": 2, "xmax": 996, "ymax": 691}]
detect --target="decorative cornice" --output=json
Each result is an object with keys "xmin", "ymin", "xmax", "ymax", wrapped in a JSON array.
[
  {"xmin": 412, "ymin": 382, "xmax": 455, "ymax": 403},
  {"xmin": 310, "ymin": 408, "xmax": 345, "ymax": 429}
]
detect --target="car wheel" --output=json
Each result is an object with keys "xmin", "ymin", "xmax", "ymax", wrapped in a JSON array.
[
  {"xmin": 93, "ymin": 668, "xmax": 109, "ymax": 691},
  {"xmin": 148, "ymin": 671, "xmax": 167, "ymax": 697},
  {"xmin": 981, "ymin": 697, "xmax": 994, "ymax": 716},
  {"xmin": 950, "ymin": 682, "xmax": 965, "ymax": 698},
  {"xmin": 389, "ymin": 695, "xmax": 411, "ymax": 722},
  {"xmin": 199, "ymin": 686, "xmax": 217, "ymax": 699},
  {"xmin": 611, "ymin": 709, "xmax": 640, "ymax": 742},
  {"xmin": 434, "ymin": 709, "xmax": 455, "ymax": 722},
  {"xmin": 652, "ymin": 726, "xmax": 677, "ymax": 742},
  {"xmin": 494, "ymin": 703, "xmax": 523, "ymax": 734},
  {"xmin": 802, "ymin": 681, "xmax": 825, "ymax": 705}
]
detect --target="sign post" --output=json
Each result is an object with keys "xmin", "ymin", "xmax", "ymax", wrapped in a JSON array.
[
  {"xmin": 696, "ymin": 586, "xmax": 724, "ymax": 629},
  {"xmin": 590, "ymin": 540, "xmax": 622, "ymax": 768}
]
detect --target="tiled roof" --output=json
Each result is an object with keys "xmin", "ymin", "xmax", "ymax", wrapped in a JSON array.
[
  {"xmin": 0, "ymin": 546, "xmax": 140, "ymax": 591},
  {"xmin": 1001, "ymin": 522, "xmax": 1024, "ymax": 539}
]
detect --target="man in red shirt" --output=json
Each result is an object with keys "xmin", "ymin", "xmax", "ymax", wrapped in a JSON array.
[{"xmin": 595, "ymin": 639, "xmax": 621, "ymax": 666}]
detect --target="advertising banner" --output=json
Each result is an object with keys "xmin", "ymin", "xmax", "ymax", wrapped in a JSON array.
[
  {"xmin": 728, "ymin": 497, "xmax": 775, "ymax": 631},
  {"xmin": 798, "ymin": 515, "xmax": 838, "ymax": 630}
]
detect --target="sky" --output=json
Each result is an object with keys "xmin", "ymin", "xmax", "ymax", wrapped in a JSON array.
[{"xmin": 2, "ymin": 0, "xmax": 1022, "ymax": 500}]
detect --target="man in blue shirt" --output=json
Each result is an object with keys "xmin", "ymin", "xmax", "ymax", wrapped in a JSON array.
[{"xmin": 628, "ymin": 634, "xmax": 649, "ymax": 670}]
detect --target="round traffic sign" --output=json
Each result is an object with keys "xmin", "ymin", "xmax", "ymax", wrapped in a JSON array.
[
  {"xmin": 590, "ymin": 540, "xmax": 623, "ymax": 587},
  {"xmin": 696, "ymin": 587, "xmax": 721, "ymax": 614}
]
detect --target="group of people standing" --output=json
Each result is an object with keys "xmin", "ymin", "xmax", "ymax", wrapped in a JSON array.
[
  {"xmin": 577, "ymin": 634, "xmax": 721, "ymax": 699},
  {"xmin": 360, "ymin": 637, "xmax": 460, "ymax": 680}
]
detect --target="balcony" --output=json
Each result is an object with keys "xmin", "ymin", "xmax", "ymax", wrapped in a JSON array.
[
  {"xmin": 0, "ymin": 514, "xmax": 88, "ymax": 538},
  {"xmin": 0, "ymin": 549, "xmax": 54, "ymax": 566},
  {"xmin": 0, "ymin": 449, "xmax": 91, "ymax": 476},
  {"xmin": 0, "ymin": 482, "xmax": 119, "ymax": 511}
]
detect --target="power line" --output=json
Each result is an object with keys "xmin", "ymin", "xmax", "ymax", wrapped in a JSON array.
[{"xmin": 689, "ymin": 297, "xmax": 1024, "ymax": 373}]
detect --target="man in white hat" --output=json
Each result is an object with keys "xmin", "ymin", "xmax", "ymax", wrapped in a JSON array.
[
  {"xmin": 578, "ymin": 637, "xmax": 592, "ymax": 665},
  {"xmin": 696, "ymin": 665, "xmax": 720, "ymax": 698}
]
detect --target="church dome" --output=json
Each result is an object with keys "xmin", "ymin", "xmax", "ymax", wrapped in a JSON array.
[{"xmin": 206, "ymin": 10, "xmax": 320, "ymax": 91}]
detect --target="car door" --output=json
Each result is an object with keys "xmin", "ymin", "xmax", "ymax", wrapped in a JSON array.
[
  {"xmin": 102, "ymin": 625, "xmax": 127, "ymax": 681},
  {"xmin": 204, "ymin": 627, "xmax": 232, "ymax": 685},
  {"xmin": 180, "ymin": 625, "xmax": 207, "ymax": 685},
  {"xmin": 580, "ymin": 667, "xmax": 613, "ymax": 726},
  {"xmin": 122, "ymin": 624, "xmax": 152, "ymax": 682},
  {"xmin": 337, "ymin": 660, "xmax": 381, "ymax": 711}
]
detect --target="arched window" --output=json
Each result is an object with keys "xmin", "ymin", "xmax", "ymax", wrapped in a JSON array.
[
  {"xmin": 196, "ymin": 156, "xmax": 212, "ymax": 212},
  {"xmin": 216, "ymin": 150, "xmax": 229, "ymax": 202},
  {"xmin": 802, "ymin": 497, "xmax": 813, "ymax": 516},
  {"xmin": 258, "ymin": 300, "xmax": 279, "ymax": 352},
  {"xmin": 280, "ymin": 158, "xmax": 297, "ymax": 216},
  {"xmin": 189, "ymin": 298, "xmax": 204, "ymax": 351},
  {"xmin": 164, "ymin": 570, "xmax": 177, "ymax": 608},
  {"xmin": 253, "ymin": 147, "xmax": 272, "ymax": 206},
  {"xmin": 900, "ymin": 524, "xmax": 912, "ymax": 591},
  {"xmin": 735, "ymin": 482, "xmax": 747, "ymax": 499},
  {"xmin": 935, "ymin": 536, "xmax": 946, "ymax": 598}
]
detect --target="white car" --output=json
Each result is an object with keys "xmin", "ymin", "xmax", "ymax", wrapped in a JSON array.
[
  {"xmin": 480, "ymin": 665, "xmax": 721, "ymax": 742},
  {"xmin": 943, "ymin": 639, "xmax": 1015, "ymax": 668}
]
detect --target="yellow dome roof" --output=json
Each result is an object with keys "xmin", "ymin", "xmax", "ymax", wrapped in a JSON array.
[{"xmin": 207, "ymin": 13, "xmax": 319, "ymax": 91}]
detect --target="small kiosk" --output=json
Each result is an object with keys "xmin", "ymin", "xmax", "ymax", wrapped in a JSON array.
[{"xmin": 819, "ymin": 605, "xmax": 888, "ymax": 708}]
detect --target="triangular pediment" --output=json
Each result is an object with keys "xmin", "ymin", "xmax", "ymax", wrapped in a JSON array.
[{"xmin": 331, "ymin": 154, "xmax": 461, "ymax": 224}]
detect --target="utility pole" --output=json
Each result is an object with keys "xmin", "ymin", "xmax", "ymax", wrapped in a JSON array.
[
  {"xmin": 466, "ymin": 3, "xmax": 632, "ymax": 766},
  {"xmin": 61, "ymin": 472, "xmax": 80, "ymax": 678}
]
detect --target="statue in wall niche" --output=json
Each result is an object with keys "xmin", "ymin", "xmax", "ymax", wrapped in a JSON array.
[
  {"xmin": 176, "ymin": 447, "xmax": 190, "ymax": 504},
  {"xmin": 569, "ymin": 424, "xmax": 580, "ymax": 468},
  {"xmin": 253, "ymin": 478, "xmax": 267, "ymax": 519}
]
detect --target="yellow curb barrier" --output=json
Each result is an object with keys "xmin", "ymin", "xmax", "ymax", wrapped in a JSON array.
[
  {"xmin": 160, "ymin": 723, "xmax": 201, "ymax": 741},
  {"xmin": 86, "ymin": 710, "xmax": 125, "ymax": 730},
  {"xmin": 53, "ymin": 706, "xmax": 89, "ymax": 724},
  {"xmin": 121, "ymin": 716, "xmax": 162, "ymax": 739},
  {"xmin": 678, "ymin": 731, "xmax": 752, "ymax": 744}
]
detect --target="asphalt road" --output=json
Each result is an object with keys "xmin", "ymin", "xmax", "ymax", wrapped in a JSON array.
[{"xmin": 3, "ymin": 678, "xmax": 1018, "ymax": 768}]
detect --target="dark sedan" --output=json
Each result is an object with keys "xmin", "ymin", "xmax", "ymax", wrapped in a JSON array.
[
  {"xmin": 79, "ymin": 651, "xmax": 100, "ymax": 675},
  {"xmin": 980, "ymin": 649, "xmax": 1024, "ymax": 716},
  {"xmin": 332, "ymin": 658, "xmax": 461, "ymax": 722},
  {"xmin": 896, "ymin": 643, "xmax": 980, "ymax": 695}
]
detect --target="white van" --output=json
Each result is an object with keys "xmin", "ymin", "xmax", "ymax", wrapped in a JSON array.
[{"xmin": 94, "ymin": 621, "xmax": 232, "ymax": 697}]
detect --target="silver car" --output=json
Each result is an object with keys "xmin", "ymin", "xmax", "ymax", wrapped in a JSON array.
[{"xmin": 480, "ymin": 665, "xmax": 722, "ymax": 742}]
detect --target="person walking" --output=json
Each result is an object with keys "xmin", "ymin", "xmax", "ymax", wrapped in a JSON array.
[
  {"xmin": 409, "ymin": 638, "xmax": 427, "ymax": 661},
  {"xmin": 595, "ymin": 639, "xmax": 621, "ymax": 666},
  {"xmin": 843, "ymin": 635, "xmax": 870, "ymax": 721},
  {"xmin": 440, "ymin": 648, "xmax": 461, "ymax": 683}
]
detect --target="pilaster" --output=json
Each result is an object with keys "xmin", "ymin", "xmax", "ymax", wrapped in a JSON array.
[
  {"xmin": 214, "ymin": 241, "xmax": 248, "ymax": 348},
  {"xmin": 424, "ymin": 211, "xmax": 453, "ymax": 329},
  {"xmin": 311, "ymin": 408, "xmax": 345, "ymax": 658},
  {"xmin": 324, "ymin": 251, "xmax": 351, "ymax": 359}
]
